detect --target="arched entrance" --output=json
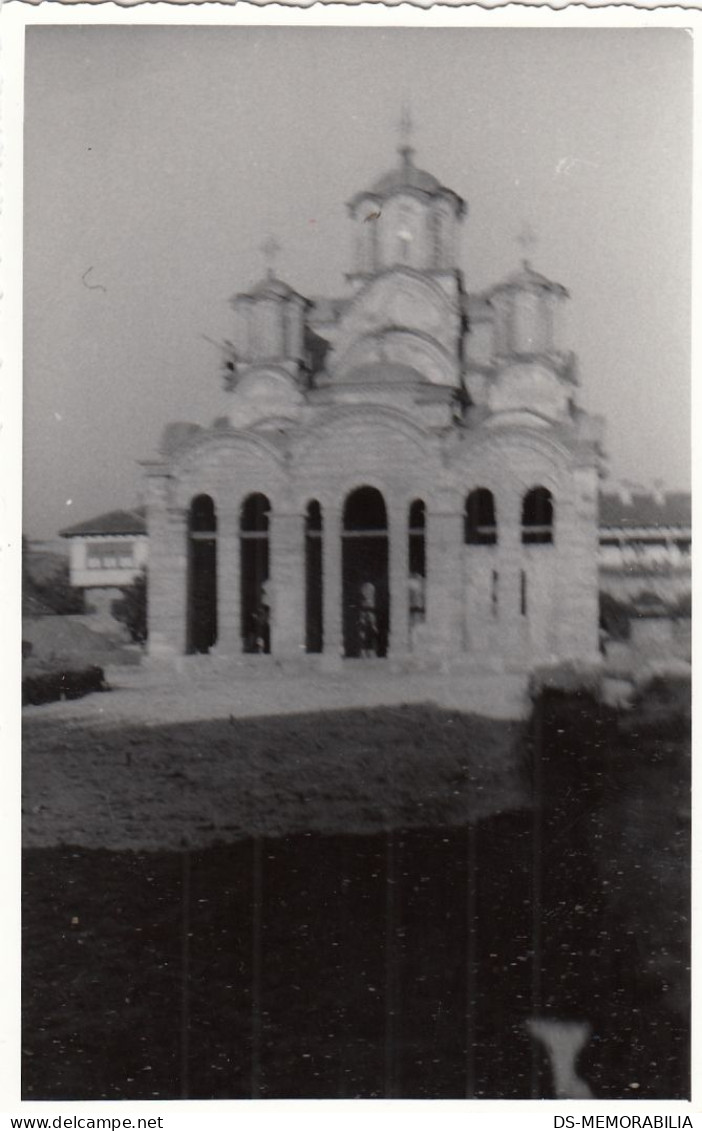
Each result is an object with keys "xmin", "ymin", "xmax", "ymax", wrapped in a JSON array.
[
  {"xmin": 240, "ymin": 493, "xmax": 271, "ymax": 654},
  {"xmin": 305, "ymin": 500, "xmax": 323, "ymax": 654},
  {"xmin": 342, "ymin": 487, "xmax": 389, "ymax": 658},
  {"xmin": 187, "ymin": 494, "xmax": 217, "ymax": 654}
]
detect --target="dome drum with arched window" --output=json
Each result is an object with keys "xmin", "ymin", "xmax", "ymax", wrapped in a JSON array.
[
  {"xmin": 488, "ymin": 263, "xmax": 568, "ymax": 360},
  {"xmin": 347, "ymin": 145, "xmax": 466, "ymax": 279},
  {"xmin": 231, "ymin": 275, "xmax": 310, "ymax": 368}
]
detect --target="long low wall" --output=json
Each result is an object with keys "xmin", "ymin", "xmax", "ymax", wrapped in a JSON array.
[
  {"xmin": 605, "ymin": 616, "xmax": 691, "ymax": 676},
  {"xmin": 598, "ymin": 568, "xmax": 691, "ymax": 604}
]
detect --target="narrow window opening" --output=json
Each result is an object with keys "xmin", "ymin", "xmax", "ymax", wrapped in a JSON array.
[
  {"xmin": 465, "ymin": 489, "xmax": 497, "ymax": 545},
  {"xmin": 305, "ymin": 500, "xmax": 323, "ymax": 654},
  {"xmin": 240, "ymin": 493, "xmax": 271, "ymax": 654},
  {"xmin": 522, "ymin": 487, "xmax": 554, "ymax": 545},
  {"xmin": 491, "ymin": 569, "xmax": 499, "ymax": 618},
  {"xmin": 409, "ymin": 500, "xmax": 426, "ymax": 648},
  {"xmin": 520, "ymin": 570, "xmax": 527, "ymax": 617},
  {"xmin": 187, "ymin": 494, "xmax": 217, "ymax": 655}
]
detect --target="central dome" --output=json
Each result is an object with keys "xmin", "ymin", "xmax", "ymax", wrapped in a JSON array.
[
  {"xmin": 348, "ymin": 145, "xmax": 465, "ymax": 217},
  {"xmin": 371, "ymin": 159, "xmax": 442, "ymax": 197}
]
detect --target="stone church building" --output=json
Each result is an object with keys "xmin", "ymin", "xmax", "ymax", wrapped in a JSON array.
[{"xmin": 143, "ymin": 138, "xmax": 604, "ymax": 673}]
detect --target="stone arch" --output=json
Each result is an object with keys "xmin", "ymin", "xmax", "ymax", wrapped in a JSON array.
[
  {"xmin": 447, "ymin": 423, "xmax": 570, "ymax": 476},
  {"xmin": 175, "ymin": 429, "xmax": 285, "ymax": 474},
  {"xmin": 228, "ymin": 367, "xmax": 304, "ymax": 429},
  {"xmin": 293, "ymin": 404, "xmax": 435, "ymax": 472},
  {"xmin": 174, "ymin": 433, "xmax": 287, "ymax": 518},
  {"xmin": 333, "ymin": 328, "xmax": 458, "ymax": 387},
  {"xmin": 327, "ymin": 266, "xmax": 461, "ymax": 379},
  {"xmin": 342, "ymin": 264, "xmax": 460, "ymax": 316}
]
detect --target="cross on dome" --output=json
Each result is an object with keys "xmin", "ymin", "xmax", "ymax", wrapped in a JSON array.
[
  {"xmin": 261, "ymin": 235, "xmax": 282, "ymax": 279},
  {"xmin": 397, "ymin": 101, "xmax": 416, "ymax": 166},
  {"xmin": 516, "ymin": 223, "xmax": 538, "ymax": 269}
]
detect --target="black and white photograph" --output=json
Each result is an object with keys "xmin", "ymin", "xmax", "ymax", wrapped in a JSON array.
[{"xmin": 14, "ymin": 13, "xmax": 692, "ymax": 1110}]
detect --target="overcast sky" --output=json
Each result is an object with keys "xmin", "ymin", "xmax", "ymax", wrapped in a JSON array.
[{"xmin": 23, "ymin": 25, "xmax": 692, "ymax": 541}]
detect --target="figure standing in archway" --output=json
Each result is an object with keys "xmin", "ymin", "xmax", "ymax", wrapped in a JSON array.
[
  {"xmin": 408, "ymin": 570, "xmax": 426, "ymax": 649},
  {"xmin": 358, "ymin": 579, "xmax": 378, "ymax": 657}
]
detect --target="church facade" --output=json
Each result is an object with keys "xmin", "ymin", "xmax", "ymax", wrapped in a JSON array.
[{"xmin": 143, "ymin": 140, "xmax": 604, "ymax": 673}]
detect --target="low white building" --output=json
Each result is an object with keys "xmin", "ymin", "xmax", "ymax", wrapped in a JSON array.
[
  {"xmin": 598, "ymin": 488, "xmax": 691, "ymax": 604},
  {"xmin": 59, "ymin": 508, "xmax": 148, "ymax": 617}
]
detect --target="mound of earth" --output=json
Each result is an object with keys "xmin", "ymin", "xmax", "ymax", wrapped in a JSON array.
[{"xmin": 22, "ymin": 615, "xmax": 141, "ymax": 674}]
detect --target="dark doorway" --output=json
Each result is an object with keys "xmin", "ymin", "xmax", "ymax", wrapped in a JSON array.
[
  {"xmin": 305, "ymin": 500, "xmax": 323, "ymax": 654},
  {"xmin": 240, "ymin": 493, "xmax": 271, "ymax": 654},
  {"xmin": 187, "ymin": 494, "xmax": 217, "ymax": 654},
  {"xmin": 342, "ymin": 487, "xmax": 389, "ymax": 658}
]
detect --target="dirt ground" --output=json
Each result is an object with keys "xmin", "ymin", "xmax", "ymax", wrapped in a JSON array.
[{"xmin": 23, "ymin": 704, "xmax": 524, "ymax": 850}]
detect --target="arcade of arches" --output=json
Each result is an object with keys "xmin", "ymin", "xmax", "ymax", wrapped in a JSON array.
[
  {"xmin": 144, "ymin": 139, "xmax": 602, "ymax": 673},
  {"xmin": 181, "ymin": 483, "xmax": 562, "ymax": 661}
]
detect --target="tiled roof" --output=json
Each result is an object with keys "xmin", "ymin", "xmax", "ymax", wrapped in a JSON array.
[
  {"xmin": 598, "ymin": 491, "xmax": 691, "ymax": 529},
  {"xmin": 60, "ymin": 507, "xmax": 147, "ymax": 538}
]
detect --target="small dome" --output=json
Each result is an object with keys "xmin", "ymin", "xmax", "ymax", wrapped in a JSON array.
[
  {"xmin": 232, "ymin": 273, "xmax": 309, "ymax": 306},
  {"xmin": 492, "ymin": 260, "xmax": 568, "ymax": 298},
  {"xmin": 248, "ymin": 275, "xmax": 301, "ymax": 301}
]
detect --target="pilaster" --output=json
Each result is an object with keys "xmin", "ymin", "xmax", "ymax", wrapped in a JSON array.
[
  {"xmin": 147, "ymin": 497, "xmax": 188, "ymax": 659},
  {"xmin": 321, "ymin": 507, "xmax": 343, "ymax": 666},
  {"xmin": 554, "ymin": 469, "xmax": 600, "ymax": 662},
  {"xmin": 270, "ymin": 511, "xmax": 306, "ymax": 660},
  {"xmin": 494, "ymin": 494, "xmax": 527, "ymax": 668},
  {"xmin": 387, "ymin": 505, "xmax": 410, "ymax": 657},
  {"xmin": 425, "ymin": 501, "xmax": 464, "ymax": 661},
  {"xmin": 213, "ymin": 509, "xmax": 241, "ymax": 656}
]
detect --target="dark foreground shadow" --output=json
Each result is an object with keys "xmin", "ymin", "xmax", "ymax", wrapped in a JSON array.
[{"xmin": 22, "ymin": 692, "xmax": 689, "ymax": 1100}]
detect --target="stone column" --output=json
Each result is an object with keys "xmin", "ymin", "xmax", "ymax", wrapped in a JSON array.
[
  {"xmin": 270, "ymin": 511, "xmax": 306, "ymax": 661},
  {"xmin": 321, "ymin": 506, "xmax": 343, "ymax": 668},
  {"xmin": 555, "ymin": 469, "xmax": 600, "ymax": 664},
  {"xmin": 387, "ymin": 504, "xmax": 410, "ymax": 658},
  {"xmin": 495, "ymin": 492, "xmax": 524, "ymax": 668},
  {"xmin": 425, "ymin": 496, "xmax": 464, "ymax": 663},
  {"xmin": 146, "ymin": 477, "xmax": 188, "ymax": 660},
  {"xmin": 213, "ymin": 509, "xmax": 240, "ymax": 656}
]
